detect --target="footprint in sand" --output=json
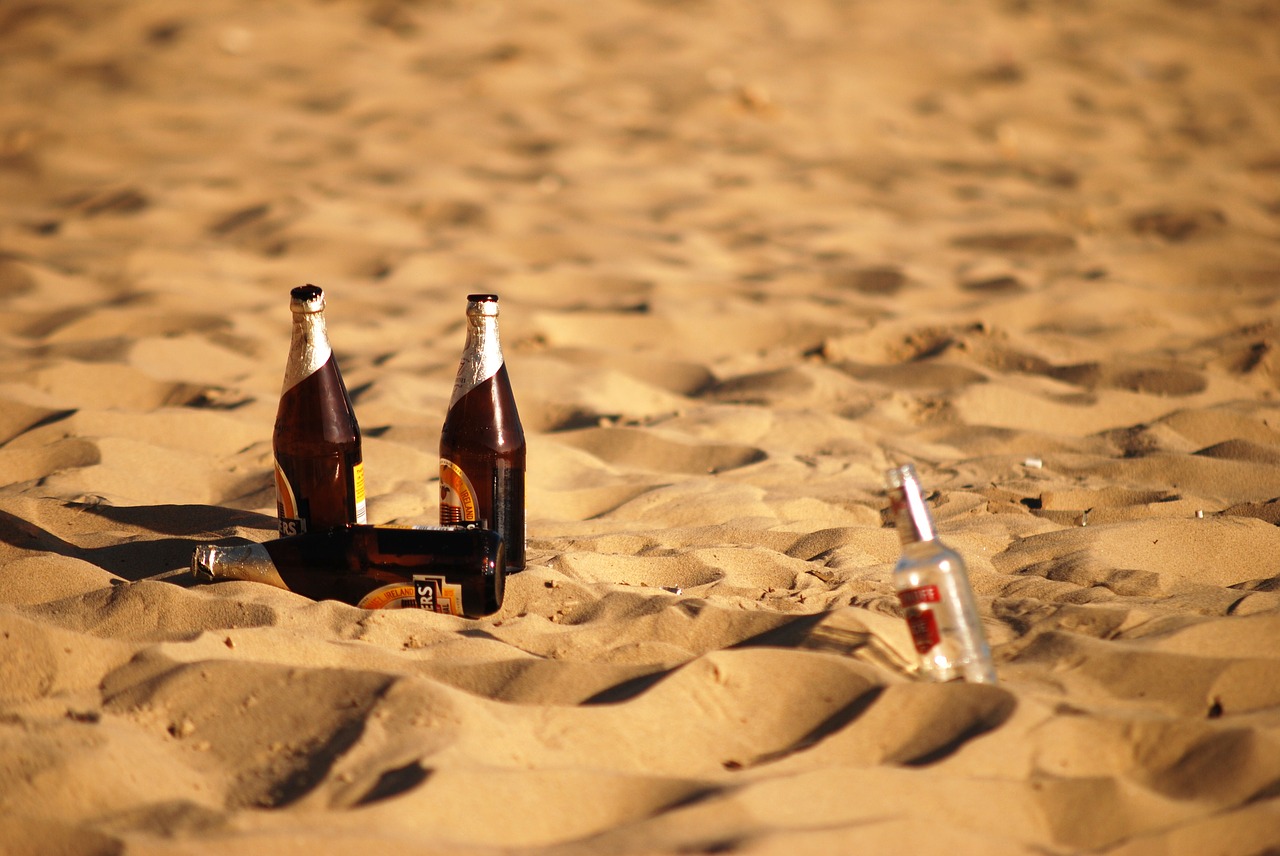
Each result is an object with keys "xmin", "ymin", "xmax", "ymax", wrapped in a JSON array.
[
  {"xmin": 19, "ymin": 362, "xmax": 209, "ymax": 410},
  {"xmin": 1044, "ymin": 362, "xmax": 1206, "ymax": 396},
  {"xmin": 553, "ymin": 425, "xmax": 765, "ymax": 476},
  {"xmin": 59, "ymin": 186, "xmax": 149, "ymax": 218},
  {"xmin": 0, "ymin": 260, "xmax": 36, "ymax": 299},
  {"xmin": 908, "ymin": 324, "xmax": 1209, "ymax": 397},
  {"xmin": 950, "ymin": 230, "xmax": 1077, "ymax": 255},
  {"xmin": 1129, "ymin": 205, "xmax": 1227, "ymax": 242},
  {"xmin": 102, "ymin": 657, "xmax": 393, "ymax": 807},
  {"xmin": 207, "ymin": 199, "xmax": 306, "ymax": 257},
  {"xmin": 825, "ymin": 264, "xmax": 909, "ymax": 296},
  {"xmin": 0, "ymin": 435, "xmax": 99, "ymax": 487},
  {"xmin": 0, "ymin": 399, "xmax": 75, "ymax": 446}
]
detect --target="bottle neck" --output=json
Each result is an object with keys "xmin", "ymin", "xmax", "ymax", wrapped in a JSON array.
[
  {"xmin": 192, "ymin": 543, "xmax": 288, "ymax": 589},
  {"xmin": 283, "ymin": 309, "xmax": 332, "ymax": 393},
  {"xmin": 887, "ymin": 470, "xmax": 938, "ymax": 545},
  {"xmin": 467, "ymin": 312, "xmax": 500, "ymax": 352},
  {"xmin": 449, "ymin": 310, "xmax": 504, "ymax": 408}
]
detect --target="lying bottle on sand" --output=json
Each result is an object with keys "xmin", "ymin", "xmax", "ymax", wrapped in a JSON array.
[
  {"xmin": 884, "ymin": 464, "xmax": 998, "ymax": 684},
  {"xmin": 191, "ymin": 525, "xmax": 504, "ymax": 618}
]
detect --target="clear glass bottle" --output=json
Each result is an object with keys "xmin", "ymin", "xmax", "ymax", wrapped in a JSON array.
[
  {"xmin": 192, "ymin": 525, "xmax": 504, "ymax": 618},
  {"xmin": 272, "ymin": 285, "xmax": 367, "ymax": 536},
  {"xmin": 885, "ymin": 464, "xmax": 997, "ymax": 683},
  {"xmin": 439, "ymin": 294, "xmax": 526, "ymax": 571}
]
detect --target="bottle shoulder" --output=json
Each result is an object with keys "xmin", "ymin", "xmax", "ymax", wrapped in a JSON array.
[
  {"xmin": 893, "ymin": 540, "xmax": 965, "ymax": 578},
  {"xmin": 273, "ymin": 359, "xmax": 361, "ymax": 446},
  {"xmin": 440, "ymin": 367, "xmax": 524, "ymax": 450}
]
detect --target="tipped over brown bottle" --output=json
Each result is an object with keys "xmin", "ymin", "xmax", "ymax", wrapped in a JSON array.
[
  {"xmin": 192, "ymin": 525, "xmax": 504, "ymax": 617},
  {"xmin": 272, "ymin": 284, "xmax": 367, "ymax": 537},
  {"xmin": 439, "ymin": 294, "xmax": 526, "ymax": 571}
]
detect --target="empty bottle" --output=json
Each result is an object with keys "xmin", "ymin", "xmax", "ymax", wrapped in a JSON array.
[
  {"xmin": 884, "ymin": 463, "xmax": 997, "ymax": 683},
  {"xmin": 192, "ymin": 525, "xmax": 504, "ymax": 617},
  {"xmin": 273, "ymin": 284, "xmax": 367, "ymax": 536},
  {"xmin": 439, "ymin": 294, "xmax": 526, "ymax": 571}
]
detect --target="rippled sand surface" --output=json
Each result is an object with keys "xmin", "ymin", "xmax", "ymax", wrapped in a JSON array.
[{"xmin": 3, "ymin": 1, "xmax": 1280, "ymax": 853}]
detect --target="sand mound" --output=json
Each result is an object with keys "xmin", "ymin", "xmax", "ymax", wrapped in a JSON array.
[{"xmin": 3, "ymin": 0, "xmax": 1280, "ymax": 853}]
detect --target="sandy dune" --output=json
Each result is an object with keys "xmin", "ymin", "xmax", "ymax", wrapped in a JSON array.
[{"xmin": 3, "ymin": 0, "xmax": 1280, "ymax": 853}]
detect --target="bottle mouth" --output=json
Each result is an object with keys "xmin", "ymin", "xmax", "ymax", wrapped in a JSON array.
[
  {"xmin": 191, "ymin": 544, "xmax": 218, "ymax": 580},
  {"xmin": 884, "ymin": 463, "xmax": 917, "ymax": 490},
  {"xmin": 290, "ymin": 284, "xmax": 326, "ymax": 313},
  {"xmin": 466, "ymin": 294, "xmax": 500, "ymax": 316}
]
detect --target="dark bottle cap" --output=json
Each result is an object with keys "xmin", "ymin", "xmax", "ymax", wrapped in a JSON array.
[{"xmin": 290, "ymin": 284, "xmax": 326, "ymax": 313}]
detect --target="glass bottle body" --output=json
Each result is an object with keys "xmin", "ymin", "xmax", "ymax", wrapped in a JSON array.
[
  {"xmin": 893, "ymin": 539, "xmax": 997, "ymax": 684},
  {"xmin": 439, "ymin": 294, "xmax": 526, "ymax": 571},
  {"xmin": 272, "ymin": 285, "xmax": 367, "ymax": 537},
  {"xmin": 885, "ymin": 463, "xmax": 997, "ymax": 684},
  {"xmin": 193, "ymin": 525, "xmax": 504, "ymax": 618}
]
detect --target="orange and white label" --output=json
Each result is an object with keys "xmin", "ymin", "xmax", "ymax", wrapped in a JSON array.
[
  {"xmin": 411, "ymin": 574, "xmax": 464, "ymax": 615},
  {"xmin": 439, "ymin": 458, "xmax": 477, "ymax": 523},
  {"xmin": 357, "ymin": 584, "xmax": 416, "ymax": 609},
  {"xmin": 274, "ymin": 458, "xmax": 304, "ymax": 536},
  {"xmin": 355, "ymin": 577, "xmax": 464, "ymax": 615}
]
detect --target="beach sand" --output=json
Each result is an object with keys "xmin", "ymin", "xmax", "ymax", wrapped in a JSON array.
[{"xmin": 3, "ymin": 0, "xmax": 1280, "ymax": 853}]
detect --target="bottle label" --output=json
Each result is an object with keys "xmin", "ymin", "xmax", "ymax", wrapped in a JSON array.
[
  {"xmin": 274, "ymin": 459, "xmax": 306, "ymax": 536},
  {"xmin": 899, "ymin": 585, "xmax": 942, "ymax": 654},
  {"xmin": 274, "ymin": 454, "xmax": 366, "ymax": 535},
  {"xmin": 357, "ymin": 584, "xmax": 416, "ymax": 609},
  {"xmin": 905, "ymin": 609, "xmax": 941, "ymax": 654},
  {"xmin": 353, "ymin": 461, "xmax": 368, "ymax": 524},
  {"xmin": 355, "ymin": 576, "xmax": 464, "ymax": 615},
  {"xmin": 439, "ymin": 458, "xmax": 478, "ymax": 523},
  {"xmin": 899, "ymin": 584, "xmax": 940, "ymax": 608},
  {"xmin": 412, "ymin": 574, "xmax": 464, "ymax": 614}
]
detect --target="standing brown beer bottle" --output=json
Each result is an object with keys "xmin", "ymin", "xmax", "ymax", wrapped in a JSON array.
[
  {"xmin": 273, "ymin": 284, "xmax": 367, "ymax": 536},
  {"xmin": 439, "ymin": 294, "xmax": 526, "ymax": 571}
]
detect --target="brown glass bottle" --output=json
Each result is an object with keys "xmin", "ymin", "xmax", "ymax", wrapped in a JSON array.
[
  {"xmin": 192, "ymin": 525, "xmax": 504, "ymax": 617},
  {"xmin": 439, "ymin": 294, "xmax": 526, "ymax": 571},
  {"xmin": 273, "ymin": 284, "xmax": 367, "ymax": 537}
]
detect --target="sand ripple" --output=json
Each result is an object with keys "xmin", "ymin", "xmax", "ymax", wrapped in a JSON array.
[{"xmin": 3, "ymin": 0, "xmax": 1280, "ymax": 852}]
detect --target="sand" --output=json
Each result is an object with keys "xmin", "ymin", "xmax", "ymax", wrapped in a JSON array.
[{"xmin": 2, "ymin": 0, "xmax": 1280, "ymax": 853}]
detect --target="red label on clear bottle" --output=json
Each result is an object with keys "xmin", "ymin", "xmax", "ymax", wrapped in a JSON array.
[
  {"xmin": 899, "ymin": 584, "xmax": 940, "ymax": 608},
  {"xmin": 905, "ymin": 609, "xmax": 941, "ymax": 654},
  {"xmin": 899, "ymin": 585, "xmax": 943, "ymax": 654}
]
